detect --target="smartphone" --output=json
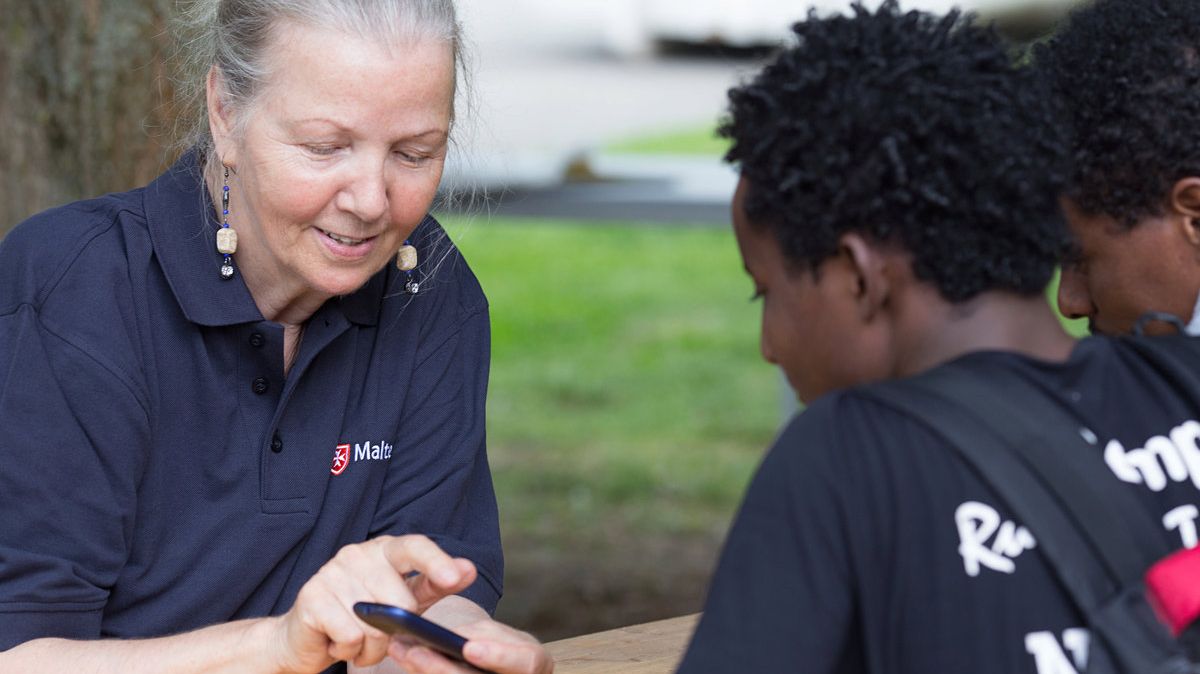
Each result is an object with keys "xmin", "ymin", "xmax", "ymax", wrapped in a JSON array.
[{"xmin": 352, "ymin": 601, "xmax": 496, "ymax": 673}]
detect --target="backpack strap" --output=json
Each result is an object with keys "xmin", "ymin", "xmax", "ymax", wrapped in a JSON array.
[
  {"xmin": 860, "ymin": 355, "xmax": 1188, "ymax": 671},
  {"xmin": 862, "ymin": 361, "xmax": 1154, "ymax": 601}
]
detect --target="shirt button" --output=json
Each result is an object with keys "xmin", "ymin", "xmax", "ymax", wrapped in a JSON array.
[
  {"xmin": 249, "ymin": 332, "xmax": 265, "ymax": 348},
  {"xmin": 271, "ymin": 434, "xmax": 284, "ymax": 453},
  {"xmin": 252, "ymin": 377, "xmax": 269, "ymax": 395}
]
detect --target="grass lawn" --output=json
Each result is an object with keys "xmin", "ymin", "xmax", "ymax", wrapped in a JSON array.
[
  {"xmin": 444, "ymin": 216, "xmax": 779, "ymax": 638},
  {"xmin": 606, "ymin": 123, "xmax": 729, "ymax": 157},
  {"xmin": 449, "ymin": 217, "xmax": 779, "ymax": 531}
]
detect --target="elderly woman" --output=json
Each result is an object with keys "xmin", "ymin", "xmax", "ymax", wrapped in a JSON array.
[{"xmin": 0, "ymin": 1, "xmax": 549, "ymax": 673}]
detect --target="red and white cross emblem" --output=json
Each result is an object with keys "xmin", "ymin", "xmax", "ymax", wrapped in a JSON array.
[{"xmin": 331, "ymin": 443, "xmax": 351, "ymax": 475}]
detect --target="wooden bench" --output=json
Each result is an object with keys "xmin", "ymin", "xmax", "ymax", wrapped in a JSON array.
[{"xmin": 545, "ymin": 614, "xmax": 699, "ymax": 674}]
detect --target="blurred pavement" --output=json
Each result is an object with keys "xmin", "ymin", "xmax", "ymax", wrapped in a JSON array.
[{"xmin": 445, "ymin": 0, "xmax": 758, "ymax": 221}]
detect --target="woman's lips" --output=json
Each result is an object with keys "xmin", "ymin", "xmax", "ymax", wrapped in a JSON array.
[
  {"xmin": 315, "ymin": 227, "xmax": 379, "ymax": 259},
  {"xmin": 317, "ymin": 227, "xmax": 371, "ymax": 246}
]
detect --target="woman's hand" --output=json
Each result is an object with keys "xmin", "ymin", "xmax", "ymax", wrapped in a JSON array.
[
  {"xmin": 390, "ymin": 619, "xmax": 554, "ymax": 674},
  {"xmin": 269, "ymin": 534, "xmax": 477, "ymax": 673}
]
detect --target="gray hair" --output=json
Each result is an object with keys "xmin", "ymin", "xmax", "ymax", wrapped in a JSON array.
[{"xmin": 173, "ymin": 0, "xmax": 468, "ymax": 160}]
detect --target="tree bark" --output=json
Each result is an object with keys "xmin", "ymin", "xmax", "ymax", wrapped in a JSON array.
[{"xmin": 1, "ymin": 0, "xmax": 181, "ymax": 235}]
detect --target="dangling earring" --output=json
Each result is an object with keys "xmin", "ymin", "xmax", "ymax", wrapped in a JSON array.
[
  {"xmin": 217, "ymin": 165, "xmax": 238, "ymax": 280},
  {"xmin": 396, "ymin": 239, "xmax": 419, "ymax": 294}
]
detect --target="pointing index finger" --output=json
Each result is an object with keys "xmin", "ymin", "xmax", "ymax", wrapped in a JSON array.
[{"xmin": 382, "ymin": 536, "xmax": 477, "ymax": 605}]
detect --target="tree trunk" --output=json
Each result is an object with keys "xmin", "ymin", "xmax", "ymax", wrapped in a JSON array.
[{"xmin": 1, "ymin": 0, "xmax": 181, "ymax": 235}]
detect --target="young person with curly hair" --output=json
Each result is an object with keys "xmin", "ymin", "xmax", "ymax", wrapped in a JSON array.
[
  {"xmin": 1037, "ymin": 0, "xmax": 1200, "ymax": 336},
  {"xmin": 676, "ymin": 3, "xmax": 1200, "ymax": 672}
]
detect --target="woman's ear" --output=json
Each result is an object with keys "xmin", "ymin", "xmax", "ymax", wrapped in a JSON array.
[
  {"xmin": 206, "ymin": 66, "xmax": 238, "ymax": 167},
  {"xmin": 838, "ymin": 232, "xmax": 889, "ymax": 323},
  {"xmin": 1169, "ymin": 177, "xmax": 1200, "ymax": 246}
]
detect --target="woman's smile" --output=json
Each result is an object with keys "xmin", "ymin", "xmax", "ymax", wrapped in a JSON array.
[{"xmin": 312, "ymin": 225, "xmax": 381, "ymax": 260}]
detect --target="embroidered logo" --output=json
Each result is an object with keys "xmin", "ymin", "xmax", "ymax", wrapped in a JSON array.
[
  {"xmin": 331, "ymin": 443, "xmax": 351, "ymax": 475},
  {"xmin": 330, "ymin": 440, "xmax": 393, "ymax": 476},
  {"xmin": 352, "ymin": 440, "xmax": 393, "ymax": 462}
]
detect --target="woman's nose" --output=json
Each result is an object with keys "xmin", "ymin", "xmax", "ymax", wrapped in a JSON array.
[{"xmin": 338, "ymin": 160, "xmax": 389, "ymax": 224}]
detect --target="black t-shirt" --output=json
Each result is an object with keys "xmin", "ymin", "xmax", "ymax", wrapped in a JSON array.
[{"xmin": 679, "ymin": 338, "xmax": 1200, "ymax": 674}]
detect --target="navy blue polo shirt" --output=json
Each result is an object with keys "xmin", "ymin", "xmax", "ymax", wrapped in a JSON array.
[{"xmin": 0, "ymin": 152, "xmax": 501, "ymax": 649}]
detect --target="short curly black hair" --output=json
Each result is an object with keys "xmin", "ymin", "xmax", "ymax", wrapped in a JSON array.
[
  {"xmin": 1036, "ymin": 0, "xmax": 1200, "ymax": 228},
  {"xmin": 721, "ymin": 1, "xmax": 1069, "ymax": 303}
]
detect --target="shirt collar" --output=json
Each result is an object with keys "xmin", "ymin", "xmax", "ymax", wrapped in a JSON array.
[{"xmin": 144, "ymin": 150, "xmax": 384, "ymax": 327}]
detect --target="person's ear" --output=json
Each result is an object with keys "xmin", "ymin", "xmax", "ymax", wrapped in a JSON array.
[
  {"xmin": 837, "ymin": 232, "xmax": 888, "ymax": 322},
  {"xmin": 1169, "ymin": 177, "xmax": 1200, "ymax": 247},
  {"xmin": 206, "ymin": 66, "xmax": 239, "ymax": 167}
]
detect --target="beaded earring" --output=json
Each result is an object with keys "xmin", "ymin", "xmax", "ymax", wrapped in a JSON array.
[
  {"xmin": 396, "ymin": 240, "xmax": 419, "ymax": 294},
  {"xmin": 217, "ymin": 165, "xmax": 238, "ymax": 280}
]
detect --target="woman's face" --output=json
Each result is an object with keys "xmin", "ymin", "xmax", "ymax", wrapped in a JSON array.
[{"xmin": 210, "ymin": 21, "xmax": 455, "ymax": 302}]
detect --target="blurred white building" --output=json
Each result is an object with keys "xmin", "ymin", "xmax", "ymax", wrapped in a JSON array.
[
  {"xmin": 611, "ymin": 0, "xmax": 1079, "ymax": 54},
  {"xmin": 448, "ymin": 0, "xmax": 1077, "ymax": 194}
]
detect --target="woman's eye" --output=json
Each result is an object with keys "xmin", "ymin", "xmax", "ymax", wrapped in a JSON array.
[
  {"xmin": 304, "ymin": 145, "xmax": 340, "ymax": 156},
  {"xmin": 395, "ymin": 150, "xmax": 427, "ymax": 164}
]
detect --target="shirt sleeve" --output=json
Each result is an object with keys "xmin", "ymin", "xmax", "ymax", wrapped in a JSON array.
[
  {"xmin": 0, "ymin": 303, "xmax": 150, "ymax": 649},
  {"xmin": 677, "ymin": 399, "xmax": 860, "ymax": 674},
  {"xmin": 368, "ymin": 301, "xmax": 502, "ymax": 614}
]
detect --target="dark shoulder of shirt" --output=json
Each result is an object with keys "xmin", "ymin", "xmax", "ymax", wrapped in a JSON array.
[
  {"xmin": 679, "ymin": 337, "xmax": 1200, "ymax": 674},
  {"xmin": 387, "ymin": 212, "xmax": 489, "ymax": 345},
  {"xmin": 0, "ymin": 189, "xmax": 156, "ymax": 392},
  {"xmin": 1, "ymin": 190, "xmax": 146, "ymax": 302}
]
